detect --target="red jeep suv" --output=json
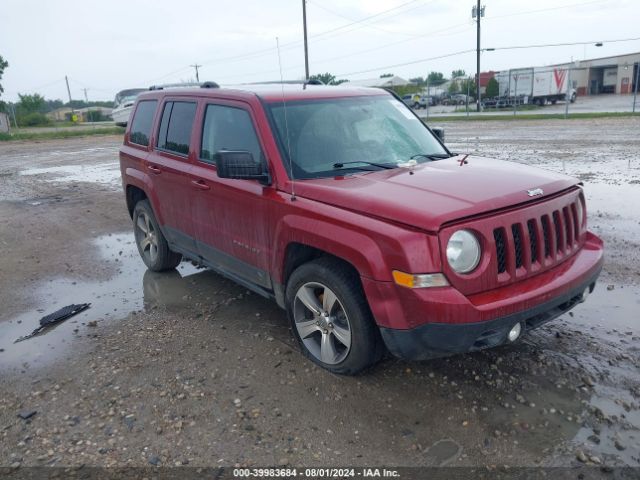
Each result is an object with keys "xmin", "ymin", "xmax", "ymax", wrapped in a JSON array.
[{"xmin": 119, "ymin": 82, "xmax": 603, "ymax": 374}]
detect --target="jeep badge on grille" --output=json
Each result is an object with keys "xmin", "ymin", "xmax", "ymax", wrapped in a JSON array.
[{"xmin": 527, "ymin": 188, "xmax": 544, "ymax": 197}]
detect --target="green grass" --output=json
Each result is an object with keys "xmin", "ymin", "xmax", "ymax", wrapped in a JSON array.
[
  {"xmin": 422, "ymin": 111, "xmax": 639, "ymax": 122},
  {"xmin": 0, "ymin": 126, "xmax": 125, "ymax": 141}
]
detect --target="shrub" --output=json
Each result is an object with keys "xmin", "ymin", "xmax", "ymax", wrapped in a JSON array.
[{"xmin": 18, "ymin": 112, "xmax": 51, "ymax": 126}]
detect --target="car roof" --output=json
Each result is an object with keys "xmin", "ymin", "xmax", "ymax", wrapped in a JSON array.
[{"xmin": 136, "ymin": 83, "xmax": 390, "ymax": 104}]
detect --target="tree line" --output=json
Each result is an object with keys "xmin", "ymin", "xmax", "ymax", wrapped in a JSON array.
[{"xmin": 0, "ymin": 56, "xmax": 113, "ymax": 127}]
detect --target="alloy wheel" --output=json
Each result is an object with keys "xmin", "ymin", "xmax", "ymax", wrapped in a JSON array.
[{"xmin": 293, "ymin": 282, "xmax": 352, "ymax": 365}]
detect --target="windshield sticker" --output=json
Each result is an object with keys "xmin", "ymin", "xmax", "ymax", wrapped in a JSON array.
[{"xmin": 389, "ymin": 100, "xmax": 417, "ymax": 120}]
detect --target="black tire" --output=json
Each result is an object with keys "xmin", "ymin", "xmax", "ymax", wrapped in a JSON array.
[
  {"xmin": 133, "ymin": 199, "xmax": 182, "ymax": 272},
  {"xmin": 285, "ymin": 257, "xmax": 384, "ymax": 375}
]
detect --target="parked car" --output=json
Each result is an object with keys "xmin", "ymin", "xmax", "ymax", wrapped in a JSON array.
[
  {"xmin": 401, "ymin": 94, "xmax": 427, "ymax": 109},
  {"xmin": 442, "ymin": 94, "xmax": 474, "ymax": 106},
  {"xmin": 481, "ymin": 97, "xmax": 499, "ymax": 109},
  {"xmin": 120, "ymin": 83, "xmax": 603, "ymax": 375}
]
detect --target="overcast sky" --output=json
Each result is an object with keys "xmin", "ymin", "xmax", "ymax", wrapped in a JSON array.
[{"xmin": 1, "ymin": 0, "xmax": 639, "ymax": 102}]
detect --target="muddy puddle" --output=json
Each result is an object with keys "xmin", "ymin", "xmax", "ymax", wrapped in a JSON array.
[
  {"xmin": 19, "ymin": 162, "xmax": 122, "ymax": 189},
  {"xmin": 1, "ymin": 231, "xmax": 637, "ymax": 371},
  {"xmin": 0, "ymin": 233, "xmax": 238, "ymax": 372}
]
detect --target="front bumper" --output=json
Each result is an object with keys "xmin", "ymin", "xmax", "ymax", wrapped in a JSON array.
[
  {"xmin": 380, "ymin": 265, "xmax": 600, "ymax": 360},
  {"xmin": 362, "ymin": 232, "xmax": 603, "ymax": 360}
]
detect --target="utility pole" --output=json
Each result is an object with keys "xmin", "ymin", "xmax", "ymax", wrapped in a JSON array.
[
  {"xmin": 472, "ymin": 1, "xmax": 484, "ymax": 112},
  {"xmin": 9, "ymin": 102, "xmax": 18, "ymax": 129},
  {"xmin": 633, "ymin": 61, "xmax": 639, "ymax": 114},
  {"xmin": 83, "ymin": 88, "xmax": 89, "ymax": 103},
  {"xmin": 513, "ymin": 74, "xmax": 518, "ymax": 116},
  {"xmin": 564, "ymin": 65, "xmax": 572, "ymax": 119},
  {"xmin": 65, "ymin": 75, "xmax": 75, "ymax": 120},
  {"xmin": 302, "ymin": 0, "xmax": 310, "ymax": 80},
  {"xmin": 426, "ymin": 75, "xmax": 430, "ymax": 120},
  {"xmin": 466, "ymin": 76, "xmax": 471, "ymax": 116},
  {"xmin": 190, "ymin": 64, "xmax": 202, "ymax": 83}
]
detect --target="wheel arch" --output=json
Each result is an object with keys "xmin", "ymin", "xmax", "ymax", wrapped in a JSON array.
[
  {"xmin": 270, "ymin": 215, "xmax": 391, "ymax": 310},
  {"xmin": 282, "ymin": 243, "xmax": 361, "ymax": 288},
  {"xmin": 126, "ymin": 184, "xmax": 147, "ymax": 218},
  {"xmin": 122, "ymin": 167, "xmax": 164, "ymax": 224}
]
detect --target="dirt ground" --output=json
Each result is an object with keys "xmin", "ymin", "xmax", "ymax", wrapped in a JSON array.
[{"xmin": 0, "ymin": 118, "xmax": 638, "ymax": 471}]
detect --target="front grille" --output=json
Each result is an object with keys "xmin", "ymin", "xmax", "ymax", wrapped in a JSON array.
[
  {"xmin": 553, "ymin": 211, "xmax": 563, "ymax": 251},
  {"xmin": 492, "ymin": 198, "xmax": 583, "ymax": 277},
  {"xmin": 542, "ymin": 215, "xmax": 552, "ymax": 258},
  {"xmin": 494, "ymin": 228, "xmax": 507, "ymax": 274},
  {"xmin": 527, "ymin": 219, "xmax": 538, "ymax": 263},
  {"xmin": 511, "ymin": 224, "xmax": 524, "ymax": 268}
]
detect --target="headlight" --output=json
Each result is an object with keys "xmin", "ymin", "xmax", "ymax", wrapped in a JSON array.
[{"xmin": 446, "ymin": 229, "xmax": 481, "ymax": 273}]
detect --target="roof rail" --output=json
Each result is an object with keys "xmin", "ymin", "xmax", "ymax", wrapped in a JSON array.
[
  {"xmin": 148, "ymin": 82, "xmax": 207, "ymax": 91},
  {"xmin": 245, "ymin": 80, "xmax": 325, "ymax": 86}
]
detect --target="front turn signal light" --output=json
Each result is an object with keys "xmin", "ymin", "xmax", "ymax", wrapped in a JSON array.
[{"xmin": 392, "ymin": 270, "xmax": 449, "ymax": 288}]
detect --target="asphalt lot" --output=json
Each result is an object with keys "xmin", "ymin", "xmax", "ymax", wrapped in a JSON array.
[{"xmin": 0, "ymin": 118, "xmax": 638, "ymax": 470}]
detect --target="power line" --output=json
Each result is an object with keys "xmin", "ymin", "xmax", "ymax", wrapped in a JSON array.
[
  {"xmin": 336, "ymin": 49, "xmax": 476, "ymax": 77},
  {"xmin": 193, "ymin": 0, "xmax": 426, "ymax": 70},
  {"xmin": 309, "ymin": 23, "xmax": 473, "ymax": 67},
  {"xmin": 486, "ymin": 36, "xmax": 640, "ymax": 52},
  {"xmin": 210, "ymin": 22, "xmax": 474, "ymax": 83},
  {"xmin": 336, "ymin": 35, "xmax": 640, "ymax": 79},
  {"xmin": 307, "ymin": 0, "xmax": 435, "ymax": 38},
  {"xmin": 136, "ymin": 0, "xmax": 636, "ymax": 87},
  {"xmin": 485, "ymin": 0, "xmax": 611, "ymax": 21}
]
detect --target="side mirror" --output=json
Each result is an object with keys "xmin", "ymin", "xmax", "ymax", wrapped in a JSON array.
[
  {"xmin": 215, "ymin": 150, "xmax": 270, "ymax": 184},
  {"xmin": 431, "ymin": 127, "xmax": 445, "ymax": 143}
]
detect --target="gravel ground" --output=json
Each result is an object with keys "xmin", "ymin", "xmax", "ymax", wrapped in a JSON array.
[{"xmin": 0, "ymin": 119, "xmax": 638, "ymax": 471}]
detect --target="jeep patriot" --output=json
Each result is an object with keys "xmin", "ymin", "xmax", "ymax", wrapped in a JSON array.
[{"xmin": 119, "ymin": 83, "xmax": 604, "ymax": 374}]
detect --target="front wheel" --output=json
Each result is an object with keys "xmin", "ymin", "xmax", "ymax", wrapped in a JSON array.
[
  {"xmin": 286, "ymin": 258, "xmax": 383, "ymax": 375},
  {"xmin": 133, "ymin": 200, "xmax": 182, "ymax": 272}
]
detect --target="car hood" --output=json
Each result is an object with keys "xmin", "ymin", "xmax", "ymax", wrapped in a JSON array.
[{"xmin": 292, "ymin": 155, "xmax": 579, "ymax": 232}]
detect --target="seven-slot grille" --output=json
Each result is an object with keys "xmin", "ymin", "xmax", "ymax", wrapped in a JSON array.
[{"xmin": 492, "ymin": 198, "xmax": 583, "ymax": 277}]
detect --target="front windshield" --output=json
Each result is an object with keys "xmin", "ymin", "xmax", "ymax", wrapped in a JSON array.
[{"xmin": 268, "ymin": 95, "xmax": 449, "ymax": 179}]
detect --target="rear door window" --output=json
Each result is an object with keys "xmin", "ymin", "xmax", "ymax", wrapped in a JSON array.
[
  {"xmin": 200, "ymin": 104, "xmax": 262, "ymax": 163},
  {"xmin": 157, "ymin": 101, "xmax": 197, "ymax": 155},
  {"xmin": 129, "ymin": 100, "xmax": 157, "ymax": 146}
]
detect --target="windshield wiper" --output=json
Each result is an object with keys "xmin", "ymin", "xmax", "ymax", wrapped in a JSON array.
[
  {"xmin": 332, "ymin": 161, "xmax": 395, "ymax": 170},
  {"xmin": 410, "ymin": 153, "xmax": 452, "ymax": 161}
]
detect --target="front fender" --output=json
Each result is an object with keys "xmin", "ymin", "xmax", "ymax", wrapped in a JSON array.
[{"xmin": 272, "ymin": 213, "xmax": 388, "ymax": 282}]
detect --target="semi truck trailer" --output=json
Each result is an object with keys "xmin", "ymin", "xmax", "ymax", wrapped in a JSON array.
[{"xmin": 496, "ymin": 67, "xmax": 577, "ymax": 106}]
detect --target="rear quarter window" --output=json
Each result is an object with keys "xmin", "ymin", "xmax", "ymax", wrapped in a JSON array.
[{"xmin": 129, "ymin": 100, "xmax": 157, "ymax": 146}]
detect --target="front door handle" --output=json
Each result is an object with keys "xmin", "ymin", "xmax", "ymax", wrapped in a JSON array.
[
  {"xmin": 147, "ymin": 165, "xmax": 162, "ymax": 174},
  {"xmin": 191, "ymin": 179, "xmax": 211, "ymax": 191}
]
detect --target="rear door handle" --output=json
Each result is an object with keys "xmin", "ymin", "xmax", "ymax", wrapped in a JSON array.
[
  {"xmin": 191, "ymin": 179, "xmax": 211, "ymax": 191},
  {"xmin": 147, "ymin": 165, "xmax": 162, "ymax": 174}
]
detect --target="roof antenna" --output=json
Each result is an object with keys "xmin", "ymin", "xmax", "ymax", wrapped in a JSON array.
[{"xmin": 276, "ymin": 37, "xmax": 296, "ymax": 201}]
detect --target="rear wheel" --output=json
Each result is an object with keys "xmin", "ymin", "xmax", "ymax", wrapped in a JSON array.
[
  {"xmin": 133, "ymin": 199, "xmax": 182, "ymax": 272},
  {"xmin": 286, "ymin": 258, "xmax": 383, "ymax": 375}
]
